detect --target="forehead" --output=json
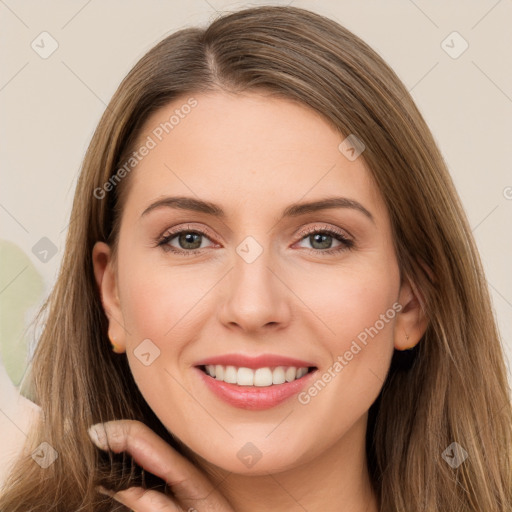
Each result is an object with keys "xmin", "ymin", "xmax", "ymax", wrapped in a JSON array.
[{"xmin": 122, "ymin": 91, "xmax": 385, "ymax": 221}]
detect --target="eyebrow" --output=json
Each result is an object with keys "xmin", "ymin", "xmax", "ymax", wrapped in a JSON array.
[{"xmin": 140, "ymin": 195, "xmax": 374, "ymax": 223}]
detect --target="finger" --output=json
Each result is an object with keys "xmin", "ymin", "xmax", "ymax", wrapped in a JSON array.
[
  {"xmin": 90, "ymin": 419, "xmax": 204, "ymax": 497},
  {"xmin": 108, "ymin": 486, "xmax": 181, "ymax": 512},
  {"xmin": 89, "ymin": 420, "xmax": 234, "ymax": 510}
]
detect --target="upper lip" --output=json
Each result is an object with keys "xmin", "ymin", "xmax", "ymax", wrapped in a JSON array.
[{"xmin": 194, "ymin": 353, "xmax": 317, "ymax": 369}]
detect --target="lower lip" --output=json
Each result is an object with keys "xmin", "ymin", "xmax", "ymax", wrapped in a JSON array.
[{"xmin": 195, "ymin": 367, "xmax": 317, "ymax": 410}]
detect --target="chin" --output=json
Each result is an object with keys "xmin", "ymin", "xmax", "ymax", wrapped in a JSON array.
[{"xmin": 192, "ymin": 441, "xmax": 312, "ymax": 476}]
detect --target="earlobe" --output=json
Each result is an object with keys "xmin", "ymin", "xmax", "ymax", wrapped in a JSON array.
[
  {"xmin": 92, "ymin": 241, "xmax": 126, "ymax": 353},
  {"xmin": 394, "ymin": 277, "xmax": 428, "ymax": 351}
]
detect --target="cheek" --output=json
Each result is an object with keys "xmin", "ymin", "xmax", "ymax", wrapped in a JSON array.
[
  {"xmin": 118, "ymin": 254, "xmax": 212, "ymax": 340},
  {"xmin": 117, "ymin": 257, "xmax": 215, "ymax": 403},
  {"xmin": 294, "ymin": 253, "xmax": 400, "ymax": 350},
  {"xmin": 117, "ymin": 261, "xmax": 202, "ymax": 430},
  {"xmin": 331, "ymin": 272, "xmax": 398, "ymax": 353},
  {"xmin": 293, "ymin": 254, "xmax": 400, "ymax": 404}
]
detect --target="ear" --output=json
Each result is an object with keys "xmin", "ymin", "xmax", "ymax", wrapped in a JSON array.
[
  {"xmin": 394, "ymin": 276, "xmax": 428, "ymax": 351},
  {"xmin": 92, "ymin": 241, "xmax": 126, "ymax": 353}
]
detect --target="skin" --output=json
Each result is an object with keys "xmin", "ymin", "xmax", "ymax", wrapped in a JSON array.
[{"xmin": 92, "ymin": 91, "xmax": 427, "ymax": 511}]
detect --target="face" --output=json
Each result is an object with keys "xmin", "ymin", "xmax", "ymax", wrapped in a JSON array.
[{"xmin": 93, "ymin": 91, "xmax": 420, "ymax": 475}]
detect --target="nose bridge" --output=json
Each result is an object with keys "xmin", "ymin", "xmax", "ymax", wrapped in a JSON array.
[
  {"xmin": 218, "ymin": 234, "xmax": 290, "ymax": 331},
  {"xmin": 234, "ymin": 239, "xmax": 273, "ymax": 294}
]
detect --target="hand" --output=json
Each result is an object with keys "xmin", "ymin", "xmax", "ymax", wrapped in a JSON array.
[{"xmin": 88, "ymin": 419, "xmax": 235, "ymax": 512}]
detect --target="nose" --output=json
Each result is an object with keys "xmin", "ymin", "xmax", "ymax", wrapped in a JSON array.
[{"xmin": 217, "ymin": 244, "xmax": 292, "ymax": 334}]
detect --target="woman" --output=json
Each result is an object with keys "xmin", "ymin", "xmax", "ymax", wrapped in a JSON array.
[{"xmin": 1, "ymin": 5, "xmax": 510, "ymax": 511}]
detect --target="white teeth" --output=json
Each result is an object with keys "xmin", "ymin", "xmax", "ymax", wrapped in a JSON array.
[
  {"xmin": 224, "ymin": 365, "xmax": 237, "ymax": 384},
  {"xmin": 254, "ymin": 368, "xmax": 273, "ymax": 387},
  {"xmin": 237, "ymin": 367, "xmax": 254, "ymax": 386},
  {"xmin": 272, "ymin": 366, "xmax": 286, "ymax": 385},
  {"xmin": 285, "ymin": 367, "xmax": 297, "ymax": 382},
  {"xmin": 203, "ymin": 364, "xmax": 311, "ymax": 387}
]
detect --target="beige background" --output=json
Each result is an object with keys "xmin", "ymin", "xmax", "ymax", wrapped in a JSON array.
[{"xmin": 1, "ymin": 0, "xmax": 511, "ymax": 486}]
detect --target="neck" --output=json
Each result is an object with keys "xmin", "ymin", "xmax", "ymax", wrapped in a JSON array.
[{"xmin": 192, "ymin": 413, "xmax": 379, "ymax": 512}]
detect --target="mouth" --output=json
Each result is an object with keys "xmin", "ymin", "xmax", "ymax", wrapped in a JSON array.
[
  {"xmin": 193, "ymin": 362, "xmax": 319, "ymax": 410},
  {"xmin": 197, "ymin": 364, "xmax": 317, "ymax": 387}
]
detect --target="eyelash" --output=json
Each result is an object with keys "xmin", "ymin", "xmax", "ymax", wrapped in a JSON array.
[{"xmin": 155, "ymin": 223, "xmax": 355, "ymax": 257}]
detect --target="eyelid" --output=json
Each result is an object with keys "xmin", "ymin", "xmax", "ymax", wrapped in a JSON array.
[
  {"xmin": 159, "ymin": 223, "xmax": 219, "ymax": 245},
  {"xmin": 295, "ymin": 223, "xmax": 353, "ymax": 241}
]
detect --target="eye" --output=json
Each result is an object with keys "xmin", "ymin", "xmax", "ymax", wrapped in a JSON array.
[
  {"xmin": 294, "ymin": 225, "xmax": 354, "ymax": 255},
  {"xmin": 156, "ymin": 225, "xmax": 217, "ymax": 255}
]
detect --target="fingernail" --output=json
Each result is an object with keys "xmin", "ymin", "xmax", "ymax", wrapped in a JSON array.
[
  {"xmin": 96, "ymin": 485, "xmax": 116, "ymax": 497},
  {"xmin": 88, "ymin": 423, "xmax": 109, "ymax": 450}
]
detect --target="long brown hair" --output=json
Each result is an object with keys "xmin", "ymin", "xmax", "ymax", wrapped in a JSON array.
[{"xmin": 1, "ymin": 5, "xmax": 511, "ymax": 511}]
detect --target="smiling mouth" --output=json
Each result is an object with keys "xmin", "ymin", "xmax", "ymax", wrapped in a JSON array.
[{"xmin": 197, "ymin": 364, "xmax": 317, "ymax": 387}]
